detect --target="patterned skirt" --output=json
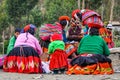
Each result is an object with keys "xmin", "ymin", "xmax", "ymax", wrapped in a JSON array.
[
  {"xmin": 66, "ymin": 54, "xmax": 114, "ymax": 75},
  {"xmin": 3, "ymin": 46, "xmax": 42, "ymax": 73},
  {"xmin": 49, "ymin": 49, "xmax": 68, "ymax": 70}
]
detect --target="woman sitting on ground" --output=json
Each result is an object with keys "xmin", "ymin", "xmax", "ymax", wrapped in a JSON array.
[
  {"xmin": 3, "ymin": 24, "xmax": 43, "ymax": 73},
  {"xmin": 66, "ymin": 27, "xmax": 114, "ymax": 75}
]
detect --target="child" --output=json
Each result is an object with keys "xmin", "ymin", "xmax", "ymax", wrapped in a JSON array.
[
  {"xmin": 48, "ymin": 33, "xmax": 68, "ymax": 74},
  {"xmin": 6, "ymin": 28, "xmax": 21, "ymax": 54}
]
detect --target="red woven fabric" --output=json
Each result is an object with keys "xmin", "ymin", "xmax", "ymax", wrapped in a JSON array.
[{"xmin": 49, "ymin": 49, "xmax": 68, "ymax": 70}]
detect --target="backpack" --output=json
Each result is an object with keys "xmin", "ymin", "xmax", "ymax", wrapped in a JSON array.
[{"xmin": 39, "ymin": 23, "xmax": 62, "ymax": 41}]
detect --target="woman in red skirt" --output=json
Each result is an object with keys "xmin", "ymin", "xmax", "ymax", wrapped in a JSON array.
[
  {"xmin": 3, "ymin": 24, "xmax": 43, "ymax": 73},
  {"xmin": 48, "ymin": 33, "xmax": 68, "ymax": 74}
]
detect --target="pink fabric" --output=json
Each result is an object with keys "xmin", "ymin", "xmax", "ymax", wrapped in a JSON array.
[
  {"xmin": 14, "ymin": 33, "xmax": 42, "ymax": 55},
  {"xmin": 0, "ymin": 55, "xmax": 6, "ymax": 67},
  {"xmin": 82, "ymin": 9, "xmax": 103, "ymax": 28},
  {"xmin": 39, "ymin": 23, "xmax": 62, "ymax": 41}
]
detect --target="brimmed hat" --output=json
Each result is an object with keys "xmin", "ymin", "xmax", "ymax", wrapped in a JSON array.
[
  {"xmin": 71, "ymin": 9, "xmax": 80, "ymax": 18},
  {"xmin": 88, "ymin": 23, "xmax": 103, "ymax": 29},
  {"xmin": 51, "ymin": 33, "xmax": 62, "ymax": 41}
]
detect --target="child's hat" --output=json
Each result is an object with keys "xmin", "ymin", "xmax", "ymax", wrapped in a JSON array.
[{"xmin": 51, "ymin": 33, "xmax": 62, "ymax": 41}]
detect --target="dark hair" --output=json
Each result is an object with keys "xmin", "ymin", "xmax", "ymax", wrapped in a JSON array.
[
  {"xmin": 76, "ymin": 12, "xmax": 82, "ymax": 21},
  {"xmin": 24, "ymin": 27, "xmax": 35, "ymax": 42},
  {"xmin": 60, "ymin": 20, "xmax": 67, "ymax": 27},
  {"xmin": 27, "ymin": 27, "xmax": 35, "ymax": 35},
  {"xmin": 15, "ymin": 28, "xmax": 21, "ymax": 33},
  {"xmin": 89, "ymin": 27, "xmax": 99, "ymax": 36}
]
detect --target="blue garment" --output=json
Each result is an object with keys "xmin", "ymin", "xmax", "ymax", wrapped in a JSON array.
[{"xmin": 62, "ymin": 30, "xmax": 67, "ymax": 43}]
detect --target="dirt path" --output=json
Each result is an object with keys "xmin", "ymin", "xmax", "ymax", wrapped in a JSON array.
[
  {"xmin": 0, "ymin": 54, "xmax": 120, "ymax": 80},
  {"xmin": 0, "ymin": 69, "xmax": 120, "ymax": 80}
]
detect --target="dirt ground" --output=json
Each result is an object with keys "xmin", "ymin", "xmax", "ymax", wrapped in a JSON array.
[{"xmin": 0, "ymin": 54, "xmax": 120, "ymax": 80}]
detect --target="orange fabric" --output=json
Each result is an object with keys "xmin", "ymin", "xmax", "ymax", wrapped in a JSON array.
[
  {"xmin": 24, "ymin": 24, "xmax": 30, "ymax": 32},
  {"xmin": 99, "ymin": 28, "xmax": 113, "ymax": 43},
  {"xmin": 66, "ymin": 62, "xmax": 114, "ymax": 75},
  {"xmin": 67, "ymin": 47, "xmax": 77, "ymax": 57},
  {"xmin": 99, "ymin": 62, "xmax": 113, "ymax": 74},
  {"xmin": 66, "ymin": 64, "xmax": 78, "ymax": 75},
  {"xmin": 59, "ymin": 16, "xmax": 70, "ymax": 21},
  {"xmin": 71, "ymin": 9, "xmax": 80, "ymax": 18},
  {"xmin": 92, "ymin": 63, "xmax": 100, "ymax": 75},
  {"xmin": 99, "ymin": 28, "xmax": 108, "ymax": 36}
]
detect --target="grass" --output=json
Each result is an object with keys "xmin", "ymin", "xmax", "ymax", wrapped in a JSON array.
[{"xmin": 114, "ymin": 39, "xmax": 120, "ymax": 47}]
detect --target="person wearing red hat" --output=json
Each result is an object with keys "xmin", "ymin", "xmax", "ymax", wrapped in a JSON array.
[
  {"xmin": 58, "ymin": 16, "xmax": 70, "ymax": 43},
  {"xmin": 66, "ymin": 27, "xmax": 113, "ymax": 75},
  {"xmin": 48, "ymin": 33, "xmax": 68, "ymax": 74},
  {"xmin": 67, "ymin": 9, "xmax": 84, "ymax": 42},
  {"xmin": 3, "ymin": 24, "xmax": 43, "ymax": 73}
]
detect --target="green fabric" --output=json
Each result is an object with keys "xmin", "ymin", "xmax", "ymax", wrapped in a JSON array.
[
  {"xmin": 7, "ymin": 36, "xmax": 16, "ymax": 54},
  {"xmin": 77, "ymin": 35, "xmax": 110, "ymax": 56},
  {"xmin": 48, "ymin": 40, "xmax": 65, "ymax": 54}
]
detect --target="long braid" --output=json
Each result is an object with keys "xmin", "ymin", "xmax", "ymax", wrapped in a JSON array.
[{"xmin": 25, "ymin": 32, "xmax": 29, "ymax": 42}]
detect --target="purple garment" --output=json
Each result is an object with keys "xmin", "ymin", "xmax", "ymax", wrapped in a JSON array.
[
  {"xmin": 67, "ymin": 26, "xmax": 82, "ymax": 41},
  {"xmin": 14, "ymin": 33, "xmax": 42, "ymax": 55},
  {"xmin": 69, "ymin": 26, "xmax": 81, "ymax": 35}
]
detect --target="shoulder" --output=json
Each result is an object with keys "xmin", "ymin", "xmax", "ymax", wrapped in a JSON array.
[{"xmin": 10, "ymin": 36, "xmax": 16, "ymax": 40}]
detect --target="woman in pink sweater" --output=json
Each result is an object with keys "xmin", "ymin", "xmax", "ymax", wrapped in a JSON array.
[{"xmin": 3, "ymin": 24, "xmax": 43, "ymax": 73}]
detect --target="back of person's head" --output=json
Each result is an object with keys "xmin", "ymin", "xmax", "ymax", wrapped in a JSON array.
[
  {"xmin": 59, "ymin": 16, "xmax": 70, "ymax": 29},
  {"xmin": 14, "ymin": 28, "xmax": 21, "ymax": 38},
  {"xmin": 51, "ymin": 33, "xmax": 62, "ymax": 41},
  {"xmin": 89, "ymin": 27, "xmax": 99, "ymax": 36},
  {"xmin": 24, "ymin": 24, "xmax": 36, "ymax": 35},
  {"xmin": 60, "ymin": 20, "xmax": 68, "ymax": 27},
  {"xmin": 15, "ymin": 28, "xmax": 21, "ymax": 33},
  {"xmin": 23, "ymin": 24, "xmax": 36, "ymax": 42}
]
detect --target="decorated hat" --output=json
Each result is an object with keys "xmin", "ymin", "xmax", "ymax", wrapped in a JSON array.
[
  {"xmin": 71, "ymin": 9, "xmax": 80, "ymax": 18},
  {"xmin": 59, "ymin": 16, "xmax": 70, "ymax": 21},
  {"xmin": 24, "ymin": 24, "xmax": 36, "ymax": 32},
  {"xmin": 88, "ymin": 22, "xmax": 103, "ymax": 29},
  {"xmin": 51, "ymin": 33, "xmax": 62, "ymax": 41}
]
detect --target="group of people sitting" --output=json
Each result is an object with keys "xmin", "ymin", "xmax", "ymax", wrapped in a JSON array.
[{"xmin": 2, "ymin": 9, "xmax": 114, "ymax": 75}]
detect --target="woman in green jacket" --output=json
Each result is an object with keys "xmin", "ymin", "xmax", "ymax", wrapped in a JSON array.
[{"xmin": 67, "ymin": 27, "xmax": 113, "ymax": 75}]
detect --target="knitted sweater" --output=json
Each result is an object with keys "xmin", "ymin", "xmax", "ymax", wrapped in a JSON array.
[
  {"xmin": 48, "ymin": 40, "xmax": 65, "ymax": 54},
  {"xmin": 77, "ymin": 35, "xmax": 110, "ymax": 56}
]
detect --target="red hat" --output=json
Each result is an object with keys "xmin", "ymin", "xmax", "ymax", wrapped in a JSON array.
[
  {"xmin": 24, "ymin": 24, "xmax": 30, "ymax": 32},
  {"xmin": 59, "ymin": 16, "xmax": 70, "ymax": 21},
  {"xmin": 71, "ymin": 9, "xmax": 80, "ymax": 18},
  {"xmin": 88, "ymin": 23, "xmax": 103, "ymax": 29},
  {"xmin": 51, "ymin": 33, "xmax": 62, "ymax": 41},
  {"xmin": 83, "ymin": 16, "xmax": 104, "ymax": 29},
  {"xmin": 24, "ymin": 24, "xmax": 36, "ymax": 32}
]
